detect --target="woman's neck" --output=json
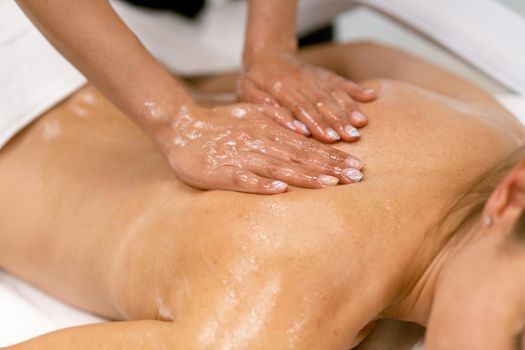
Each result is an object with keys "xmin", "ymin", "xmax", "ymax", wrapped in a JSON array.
[{"xmin": 379, "ymin": 215, "xmax": 484, "ymax": 327}]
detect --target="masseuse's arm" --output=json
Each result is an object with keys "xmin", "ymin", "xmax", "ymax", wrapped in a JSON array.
[
  {"xmin": 15, "ymin": 0, "xmax": 363, "ymax": 194},
  {"xmin": 238, "ymin": 0, "xmax": 376, "ymax": 143}
]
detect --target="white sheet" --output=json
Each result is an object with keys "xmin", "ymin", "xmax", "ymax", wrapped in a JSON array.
[
  {"xmin": 0, "ymin": 1, "xmax": 86, "ymax": 150},
  {"xmin": 0, "ymin": 271, "xmax": 103, "ymax": 347}
]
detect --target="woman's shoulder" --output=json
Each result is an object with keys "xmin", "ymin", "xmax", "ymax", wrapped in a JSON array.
[{"xmin": 355, "ymin": 78, "xmax": 523, "ymax": 173}]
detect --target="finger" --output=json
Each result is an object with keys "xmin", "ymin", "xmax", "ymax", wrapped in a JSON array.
[
  {"xmin": 266, "ymin": 89, "xmax": 339, "ymax": 143},
  {"xmin": 315, "ymin": 99, "xmax": 361, "ymax": 142},
  {"xmin": 264, "ymin": 126, "xmax": 362, "ymax": 169},
  {"xmin": 261, "ymin": 105, "xmax": 310, "ymax": 136},
  {"xmin": 213, "ymin": 166, "xmax": 289, "ymax": 195},
  {"xmin": 247, "ymin": 138, "xmax": 362, "ymax": 183},
  {"xmin": 276, "ymin": 89, "xmax": 341, "ymax": 143},
  {"xmin": 311, "ymin": 83, "xmax": 363, "ymax": 141},
  {"xmin": 237, "ymin": 81, "xmax": 310, "ymax": 136},
  {"xmin": 237, "ymin": 79, "xmax": 280, "ymax": 107},
  {"xmin": 334, "ymin": 76, "xmax": 376, "ymax": 102},
  {"xmin": 257, "ymin": 129, "xmax": 363, "ymax": 183},
  {"xmin": 297, "ymin": 84, "xmax": 354, "ymax": 142},
  {"xmin": 331, "ymin": 89, "xmax": 368, "ymax": 129},
  {"xmin": 243, "ymin": 153, "xmax": 344, "ymax": 188}
]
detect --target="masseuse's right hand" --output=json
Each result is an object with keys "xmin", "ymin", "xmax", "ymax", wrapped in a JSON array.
[{"xmin": 153, "ymin": 103, "xmax": 363, "ymax": 194}]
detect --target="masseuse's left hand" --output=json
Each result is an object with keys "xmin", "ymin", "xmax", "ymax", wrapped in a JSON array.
[
  {"xmin": 240, "ymin": 0, "xmax": 375, "ymax": 143},
  {"xmin": 238, "ymin": 53, "xmax": 375, "ymax": 143}
]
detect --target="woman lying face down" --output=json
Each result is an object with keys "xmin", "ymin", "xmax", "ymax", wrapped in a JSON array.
[{"xmin": 0, "ymin": 42, "xmax": 525, "ymax": 349}]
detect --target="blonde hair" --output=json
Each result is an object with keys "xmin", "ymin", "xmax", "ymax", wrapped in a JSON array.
[{"xmin": 441, "ymin": 145, "xmax": 525, "ymax": 243}]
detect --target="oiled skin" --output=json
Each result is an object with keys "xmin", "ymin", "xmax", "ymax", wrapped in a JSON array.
[{"xmin": 0, "ymin": 42, "xmax": 523, "ymax": 349}]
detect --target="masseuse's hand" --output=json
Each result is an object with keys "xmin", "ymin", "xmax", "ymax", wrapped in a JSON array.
[
  {"xmin": 154, "ymin": 103, "xmax": 363, "ymax": 194},
  {"xmin": 241, "ymin": 0, "xmax": 375, "ymax": 143},
  {"xmin": 238, "ymin": 53, "xmax": 375, "ymax": 143}
]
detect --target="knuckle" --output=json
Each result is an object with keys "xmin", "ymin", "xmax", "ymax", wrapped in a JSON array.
[
  {"xmin": 265, "ymin": 161, "xmax": 282, "ymax": 177},
  {"xmin": 267, "ymin": 130, "xmax": 284, "ymax": 142},
  {"xmin": 267, "ymin": 77, "xmax": 283, "ymax": 91},
  {"xmin": 231, "ymin": 169, "xmax": 251, "ymax": 187},
  {"xmin": 291, "ymin": 104, "xmax": 312, "ymax": 119},
  {"xmin": 232, "ymin": 130, "xmax": 252, "ymax": 141},
  {"xmin": 253, "ymin": 116, "xmax": 271, "ymax": 129},
  {"xmin": 329, "ymin": 151, "xmax": 345, "ymax": 163},
  {"xmin": 302, "ymin": 141, "xmax": 318, "ymax": 152},
  {"xmin": 262, "ymin": 106, "xmax": 281, "ymax": 120},
  {"xmin": 290, "ymin": 149, "xmax": 309, "ymax": 164},
  {"xmin": 277, "ymin": 106, "xmax": 292, "ymax": 119},
  {"xmin": 314, "ymin": 97, "xmax": 328, "ymax": 109}
]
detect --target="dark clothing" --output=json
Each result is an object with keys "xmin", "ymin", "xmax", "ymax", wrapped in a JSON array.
[{"xmin": 120, "ymin": 0, "xmax": 333, "ymax": 46}]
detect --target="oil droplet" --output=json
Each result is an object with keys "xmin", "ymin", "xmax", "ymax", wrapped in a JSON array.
[
  {"xmin": 41, "ymin": 120, "xmax": 62, "ymax": 141},
  {"xmin": 81, "ymin": 92, "xmax": 96, "ymax": 105},
  {"xmin": 174, "ymin": 136, "xmax": 188, "ymax": 147},
  {"xmin": 144, "ymin": 101, "xmax": 165, "ymax": 120},
  {"xmin": 272, "ymin": 81, "xmax": 282, "ymax": 93},
  {"xmin": 232, "ymin": 107, "xmax": 248, "ymax": 119},
  {"xmin": 71, "ymin": 105, "xmax": 88, "ymax": 118}
]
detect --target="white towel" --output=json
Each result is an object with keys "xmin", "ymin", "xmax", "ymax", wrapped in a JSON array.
[
  {"xmin": 0, "ymin": 1, "xmax": 86, "ymax": 150},
  {"xmin": 358, "ymin": 0, "xmax": 525, "ymax": 94},
  {"xmin": 0, "ymin": 271, "xmax": 103, "ymax": 347}
]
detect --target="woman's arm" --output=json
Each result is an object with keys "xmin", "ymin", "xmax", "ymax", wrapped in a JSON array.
[
  {"xmin": 15, "ymin": 0, "xmax": 363, "ymax": 193},
  {"xmin": 4, "ymin": 321, "xmax": 178, "ymax": 349}
]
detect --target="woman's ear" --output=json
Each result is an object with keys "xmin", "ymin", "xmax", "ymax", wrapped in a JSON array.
[{"xmin": 485, "ymin": 161, "xmax": 525, "ymax": 220}]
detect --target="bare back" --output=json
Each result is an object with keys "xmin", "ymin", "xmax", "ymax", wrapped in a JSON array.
[{"xmin": 0, "ymin": 71, "xmax": 522, "ymax": 348}]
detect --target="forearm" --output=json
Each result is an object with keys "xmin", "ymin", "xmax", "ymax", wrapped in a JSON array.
[
  {"xmin": 4, "ymin": 321, "xmax": 180, "ymax": 350},
  {"xmin": 16, "ymin": 0, "xmax": 194, "ymax": 136},
  {"xmin": 243, "ymin": 0, "xmax": 298, "ymax": 64}
]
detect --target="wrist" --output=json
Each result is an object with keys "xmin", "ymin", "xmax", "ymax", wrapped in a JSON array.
[
  {"xmin": 146, "ymin": 101, "xmax": 206, "ymax": 157},
  {"xmin": 243, "ymin": 0, "xmax": 299, "ymax": 66},
  {"xmin": 137, "ymin": 94, "xmax": 199, "ymax": 137},
  {"xmin": 242, "ymin": 40, "xmax": 297, "ymax": 67}
]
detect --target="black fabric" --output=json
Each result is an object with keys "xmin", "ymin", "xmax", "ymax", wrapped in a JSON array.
[
  {"xmin": 120, "ymin": 0, "xmax": 334, "ymax": 46},
  {"xmin": 121, "ymin": 0, "xmax": 206, "ymax": 18},
  {"xmin": 299, "ymin": 24, "xmax": 334, "ymax": 47}
]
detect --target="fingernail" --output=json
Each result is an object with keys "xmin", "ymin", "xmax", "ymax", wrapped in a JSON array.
[
  {"xmin": 293, "ymin": 120, "xmax": 310, "ymax": 135},
  {"xmin": 326, "ymin": 128, "xmax": 340, "ymax": 140},
  {"xmin": 270, "ymin": 181, "xmax": 288, "ymax": 191},
  {"xmin": 344, "ymin": 169, "xmax": 364, "ymax": 182},
  {"xmin": 345, "ymin": 158, "xmax": 361, "ymax": 169},
  {"xmin": 345, "ymin": 125, "xmax": 361, "ymax": 138},
  {"xmin": 286, "ymin": 121, "xmax": 297, "ymax": 131},
  {"xmin": 351, "ymin": 111, "xmax": 367, "ymax": 124},
  {"xmin": 363, "ymin": 88, "xmax": 375, "ymax": 96},
  {"xmin": 318, "ymin": 175, "xmax": 339, "ymax": 186}
]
